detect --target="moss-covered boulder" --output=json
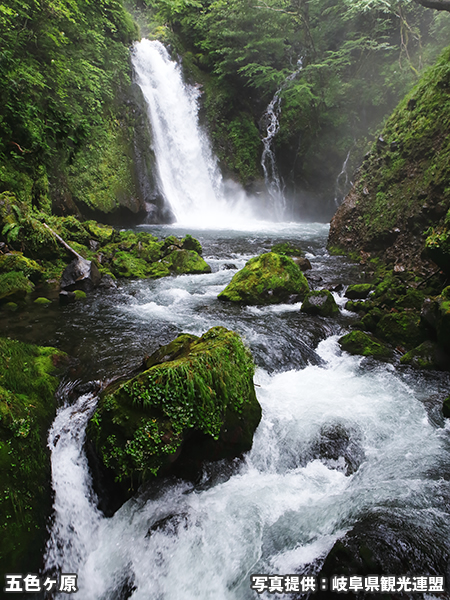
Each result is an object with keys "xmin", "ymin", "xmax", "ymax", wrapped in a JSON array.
[
  {"xmin": 301, "ymin": 290, "xmax": 339, "ymax": 317},
  {"xmin": 400, "ymin": 340, "xmax": 450, "ymax": 371},
  {"xmin": 375, "ymin": 310, "xmax": 426, "ymax": 348},
  {"xmin": 338, "ymin": 330, "xmax": 391, "ymax": 359},
  {"xmin": 161, "ymin": 248, "xmax": 211, "ymax": 275},
  {"xmin": 0, "ymin": 253, "xmax": 44, "ymax": 283},
  {"xmin": 0, "ymin": 338, "xmax": 67, "ymax": 576},
  {"xmin": 345, "ymin": 283, "xmax": 373, "ymax": 300},
  {"xmin": 0, "ymin": 271, "xmax": 34, "ymax": 302},
  {"xmin": 218, "ymin": 252, "xmax": 309, "ymax": 305},
  {"xmin": 87, "ymin": 327, "xmax": 261, "ymax": 494}
]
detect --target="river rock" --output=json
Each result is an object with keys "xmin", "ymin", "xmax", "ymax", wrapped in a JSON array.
[
  {"xmin": 301, "ymin": 289, "xmax": 339, "ymax": 317},
  {"xmin": 310, "ymin": 422, "xmax": 365, "ymax": 475},
  {"xmin": 86, "ymin": 326, "xmax": 261, "ymax": 495},
  {"xmin": 317, "ymin": 510, "xmax": 450, "ymax": 597},
  {"xmin": 292, "ymin": 256, "xmax": 312, "ymax": 271},
  {"xmin": 338, "ymin": 330, "xmax": 391, "ymax": 359},
  {"xmin": 400, "ymin": 340, "xmax": 450, "ymax": 371},
  {"xmin": 60, "ymin": 257, "xmax": 101, "ymax": 292},
  {"xmin": 345, "ymin": 283, "xmax": 373, "ymax": 299},
  {"xmin": 218, "ymin": 252, "xmax": 309, "ymax": 305}
]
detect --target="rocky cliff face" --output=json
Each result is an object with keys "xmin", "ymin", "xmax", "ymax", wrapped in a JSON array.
[{"xmin": 328, "ymin": 45, "xmax": 450, "ymax": 276}]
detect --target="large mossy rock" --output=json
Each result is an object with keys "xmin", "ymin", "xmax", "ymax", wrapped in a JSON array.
[
  {"xmin": 301, "ymin": 289, "xmax": 339, "ymax": 317},
  {"xmin": 345, "ymin": 283, "xmax": 373, "ymax": 300},
  {"xmin": 87, "ymin": 327, "xmax": 261, "ymax": 494},
  {"xmin": 0, "ymin": 271, "xmax": 34, "ymax": 302},
  {"xmin": 400, "ymin": 340, "xmax": 450, "ymax": 371},
  {"xmin": 375, "ymin": 310, "xmax": 426, "ymax": 348},
  {"xmin": 0, "ymin": 338, "xmax": 67, "ymax": 576},
  {"xmin": 218, "ymin": 252, "xmax": 309, "ymax": 305},
  {"xmin": 338, "ymin": 330, "xmax": 391, "ymax": 359}
]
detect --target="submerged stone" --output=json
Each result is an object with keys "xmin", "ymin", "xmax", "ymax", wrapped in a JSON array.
[
  {"xmin": 87, "ymin": 327, "xmax": 261, "ymax": 495},
  {"xmin": 218, "ymin": 252, "xmax": 309, "ymax": 305},
  {"xmin": 301, "ymin": 289, "xmax": 339, "ymax": 317},
  {"xmin": 34, "ymin": 297, "xmax": 52, "ymax": 305},
  {"xmin": 338, "ymin": 330, "xmax": 391, "ymax": 359}
]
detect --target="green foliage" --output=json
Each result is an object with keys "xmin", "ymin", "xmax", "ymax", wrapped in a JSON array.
[
  {"xmin": 143, "ymin": 0, "xmax": 450, "ymax": 195},
  {"xmin": 0, "ymin": 338, "xmax": 67, "ymax": 575},
  {"xmin": 88, "ymin": 326, "xmax": 259, "ymax": 485},
  {"xmin": 0, "ymin": 0, "xmax": 138, "ymax": 212}
]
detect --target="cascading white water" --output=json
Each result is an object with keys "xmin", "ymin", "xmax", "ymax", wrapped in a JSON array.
[
  {"xmin": 132, "ymin": 40, "xmax": 254, "ymax": 228},
  {"xmin": 334, "ymin": 146, "xmax": 353, "ymax": 207},
  {"xmin": 260, "ymin": 62, "xmax": 302, "ymax": 221},
  {"xmin": 42, "ymin": 224, "xmax": 450, "ymax": 599},
  {"xmin": 44, "ymin": 393, "xmax": 103, "ymax": 577}
]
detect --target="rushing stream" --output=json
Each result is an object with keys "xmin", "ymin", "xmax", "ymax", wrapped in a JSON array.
[
  {"xmin": 4, "ymin": 36, "xmax": 448, "ymax": 600},
  {"xmin": 6, "ymin": 223, "xmax": 443, "ymax": 599}
]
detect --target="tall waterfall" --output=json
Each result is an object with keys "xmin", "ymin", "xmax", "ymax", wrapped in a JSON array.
[
  {"xmin": 260, "ymin": 61, "xmax": 302, "ymax": 221},
  {"xmin": 132, "ymin": 40, "xmax": 253, "ymax": 228}
]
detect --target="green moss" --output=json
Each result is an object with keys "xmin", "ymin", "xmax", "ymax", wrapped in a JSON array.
[
  {"xmin": 111, "ymin": 251, "xmax": 154, "ymax": 278},
  {"xmin": 218, "ymin": 252, "xmax": 309, "ymax": 304},
  {"xmin": 338, "ymin": 330, "xmax": 391, "ymax": 359},
  {"xmin": 0, "ymin": 253, "xmax": 43, "ymax": 283},
  {"xmin": 2, "ymin": 302, "xmax": 18, "ymax": 312},
  {"xmin": 182, "ymin": 234, "xmax": 203, "ymax": 255},
  {"xmin": 87, "ymin": 327, "xmax": 260, "ymax": 489},
  {"xmin": 271, "ymin": 242, "xmax": 303, "ymax": 257},
  {"xmin": 73, "ymin": 290, "xmax": 87, "ymax": 301},
  {"xmin": 83, "ymin": 220, "xmax": 115, "ymax": 244},
  {"xmin": 0, "ymin": 272, "xmax": 34, "ymax": 302},
  {"xmin": 33, "ymin": 297, "xmax": 52, "ymax": 305},
  {"xmin": 400, "ymin": 341, "xmax": 444, "ymax": 370},
  {"xmin": 0, "ymin": 338, "xmax": 67, "ymax": 575},
  {"xmin": 301, "ymin": 290, "xmax": 339, "ymax": 317},
  {"xmin": 328, "ymin": 46, "xmax": 450, "ymax": 266},
  {"xmin": 375, "ymin": 311, "xmax": 426, "ymax": 348},
  {"xmin": 345, "ymin": 283, "xmax": 373, "ymax": 300},
  {"xmin": 67, "ymin": 119, "xmax": 138, "ymax": 215},
  {"xmin": 161, "ymin": 249, "xmax": 211, "ymax": 275}
]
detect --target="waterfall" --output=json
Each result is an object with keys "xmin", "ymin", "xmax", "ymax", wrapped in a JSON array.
[
  {"xmin": 260, "ymin": 61, "xmax": 302, "ymax": 221},
  {"xmin": 131, "ymin": 39, "xmax": 253, "ymax": 228},
  {"xmin": 44, "ymin": 392, "xmax": 103, "ymax": 579},
  {"xmin": 333, "ymin": 147, "xmax": 353, "ymax": 206}
]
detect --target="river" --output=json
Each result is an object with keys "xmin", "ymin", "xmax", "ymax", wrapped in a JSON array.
[{"xmin": 14, "ymin": 222, "xmax": 445, "ymax": 600}]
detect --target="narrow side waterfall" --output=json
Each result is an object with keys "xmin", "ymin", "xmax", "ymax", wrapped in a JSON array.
[
  {"xmin": 334, "ymin": 146, "xmax": 353, "ymax": 206},
  {"xmin": 132, "ymin": 40, "xmax": 253, "ymax": 228},
  {"xmin": 260, "ymin": 62, "xmax": 302, "ymax": 221}
]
